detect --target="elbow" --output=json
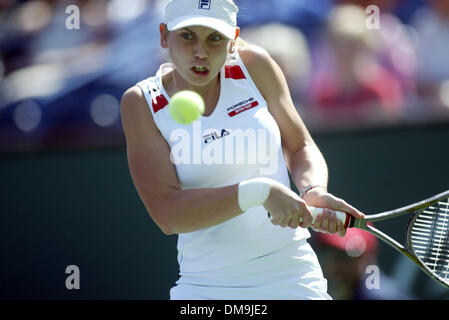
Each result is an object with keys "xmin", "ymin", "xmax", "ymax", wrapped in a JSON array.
[
  {"xmin": 150, "ymin": 211, "xmax": 175, "ymax": 235},
  {"xmin": 148, "ymin": 205, "xmax": 178, "ymax": 236},
  {"xmin": 142, "ymin": 190, "xmax": 184, "ymax": 235},
  {"xmin": 134, "ymin": 188, "xmax": 177, "ymax": 235},
  {"xmin": 161, "ymin": 227, "xmax": 175, "ymax": 236},
  {"xmin": 159, "ymin": 222, "xmax": 176, "ymax": 235}
]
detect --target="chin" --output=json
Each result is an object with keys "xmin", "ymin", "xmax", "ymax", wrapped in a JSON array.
[{"xmin": 186, "ymin": 73, "xmax": 219, "ymax": 87}]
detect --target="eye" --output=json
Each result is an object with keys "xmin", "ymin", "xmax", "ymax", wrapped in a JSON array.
[
  {"xmin": 208, "ymin": 33, "xmax": 223, "ymax": 42},
  {"xmin": 180, "ymin": 32, "xmax": 194, "ymax": 40}
]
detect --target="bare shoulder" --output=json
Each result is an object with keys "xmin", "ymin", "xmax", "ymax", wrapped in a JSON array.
[
  {"xmin": 237, "ymin": 44, "xmax": 270, "ymax": 60},
  {"xmin": 120, "ymin": 86, "xmax": 149, "ymax": 120},
  {"xmin": 121, "ymin": 85, "xmax": 144, "ymax": 103},
  {"xmin": 120, "ymin": 85, "xmax": 161, "ymax": 147},
  {"xmin": 237, "ymin": 44, "xmax": 288, "ymax": 102},
  {"xmin": 237, "ymin": 44, "xmax": 310, "ymax": 151},
  {"xmin": 120, "ymin": 86, "xmax": 153, "ymax": 127},
  {"xmin": 237, "ymin": 44, "xmax": 274, "ymax": 75}
]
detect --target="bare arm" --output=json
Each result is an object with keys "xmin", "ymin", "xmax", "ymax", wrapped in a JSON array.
[
  {"xmin": 239, "ymin": 45, "xmax": 327, "ymax": 190},
  {"xmin": 120, "ymin": 86, "xmax": 243, "ymax": 235},
  {"xmin": 239, "ymin": 45, "xmax": 364, "ymax": 234}
]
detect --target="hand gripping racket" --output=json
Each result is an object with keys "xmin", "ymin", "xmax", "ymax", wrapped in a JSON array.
[{"xmin": 308, "ymin": 190, "xmax": 449, "ymax": 289}]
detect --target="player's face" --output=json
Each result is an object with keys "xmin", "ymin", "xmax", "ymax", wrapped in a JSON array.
[{"xmin": 164, "ymin": 25, "xmax": 231, "ymax": 88}]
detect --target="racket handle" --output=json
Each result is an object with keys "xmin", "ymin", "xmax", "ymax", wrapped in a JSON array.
[
  {"xmin": 267, "ymin": 207, "xmax": 353, "ymax": 229},
  {"xmin": 307, "ymin": 206, "xmax": 352, "ymax": 229}
]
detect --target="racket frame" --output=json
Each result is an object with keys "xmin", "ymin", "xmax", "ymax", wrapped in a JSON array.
[{"xmin": 351, "ymin": 189, "xmax": 449, "ymax": 289}]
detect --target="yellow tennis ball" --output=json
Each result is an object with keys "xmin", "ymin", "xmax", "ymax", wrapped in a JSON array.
[{"xmin": 169, "ymin": 90, "xmax": 205, "ymax": 125}]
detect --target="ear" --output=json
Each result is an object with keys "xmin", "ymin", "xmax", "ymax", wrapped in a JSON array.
[{"xmin": 160, "ymin": 23, "xmax": 169, "ymax": 48}]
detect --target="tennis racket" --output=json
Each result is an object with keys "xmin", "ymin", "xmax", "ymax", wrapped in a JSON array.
[{"xmin": 307, "ymin": 190, "xmax": 449, "ymax": 289}]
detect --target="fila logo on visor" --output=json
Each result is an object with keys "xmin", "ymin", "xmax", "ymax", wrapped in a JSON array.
[{"xmin": 198, "ymin": 0, "xmax": 211, "ymax": 10}]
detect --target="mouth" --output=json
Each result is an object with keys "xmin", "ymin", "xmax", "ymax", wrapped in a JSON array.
[{"xmin": 191, "ymin": 66, "xmax": 210, "ymax": 76}]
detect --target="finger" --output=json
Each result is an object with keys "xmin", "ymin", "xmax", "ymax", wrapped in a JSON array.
[
  {"xmin": 288, "ymin": 217, "xmax": 299, "ymax": 229},
  {"xmin": 335, "ymin": 200, "xmax": 365, "ymax": 219},
  {"xmin": 291, "ymin": 206, "xmax": 304, "ymax": 229},
  {"xmin": 270, "ymin": 215, "xmax": 281, "ymax": 225},
  {"xmin": 287, "ymin": 208, "xmax": 300, "ymax": 229},
  {"xmin": 320, "ymin": 209, "xmax": 330, "ymax": 232},
  {"xmin": 337, "ymin": 220, "xmax": 346, "ymax": 237},
  {"xmin": 299, "ymin": 207, "xmax": 313, "ymax": 228},
  {"xmin": 311, "ymin": 213, "xmax": 322, "ymax": 231},
  {"xmin": 328, "ymin": 210, "xmax": 337, "ymax": 234},
  {"xmin": 280, "ymin": 215, "xmax": 290, "ymax": 228}
]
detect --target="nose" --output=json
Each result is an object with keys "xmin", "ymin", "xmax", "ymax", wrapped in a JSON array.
[{"xmin": 193, "ymin": 42, "xmax": 208, "ymax": 60}]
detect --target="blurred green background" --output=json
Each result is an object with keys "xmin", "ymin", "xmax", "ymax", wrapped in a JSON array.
[{"xmin": 1, "ymin": 123, "xmax": 448, "ymax": 299}]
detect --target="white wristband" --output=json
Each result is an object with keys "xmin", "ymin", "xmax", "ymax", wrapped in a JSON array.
[{"xmin": 238, "ymin": 177, "xmax": 274, "ymax": 212}]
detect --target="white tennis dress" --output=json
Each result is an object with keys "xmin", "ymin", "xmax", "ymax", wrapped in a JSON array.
[{"xmin": 136, "ymin": 49, "xmax": 331, "ymax": 300}]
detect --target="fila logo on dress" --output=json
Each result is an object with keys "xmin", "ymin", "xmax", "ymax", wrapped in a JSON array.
[{"xmin": 203, "ymin": 129, "xmax": 230, "ymax": 144}]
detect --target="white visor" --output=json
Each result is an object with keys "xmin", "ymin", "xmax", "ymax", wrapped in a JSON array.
[
  {"xmin": 167, "ymin": 15, "xmax": 237, "ymax": 39},
  {"xmin": 165, "ymin": 0, "xmax": 238, "ymax": 40}
]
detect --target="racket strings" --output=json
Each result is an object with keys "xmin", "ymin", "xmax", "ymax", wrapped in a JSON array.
[{"xmin": 410, "ymin": 197, "xmax": 449, "ymax": 284}]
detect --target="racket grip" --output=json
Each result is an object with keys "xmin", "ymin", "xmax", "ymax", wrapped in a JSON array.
[
  {"xmin": 307, "ymin": 206, "xmax": 352, "ymax": 229},
  {"xmin": 267, "ymin": 207, "xmax": 353, "ymax": 229}
]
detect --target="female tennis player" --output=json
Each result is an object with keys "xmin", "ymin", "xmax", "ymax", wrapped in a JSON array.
[{"xmin": 120, "ymin": 0, "xmax": 364, "ymax": 299}]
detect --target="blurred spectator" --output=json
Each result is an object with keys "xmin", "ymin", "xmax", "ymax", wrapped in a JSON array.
[
  {"xmin": 304, "ymin": 4, "xmax": 416, "ymax": 129},
  {"xmin": 0, "ymin": 0, "xmax": 111, "ymax": 106},
  {"xmin": 0, "ymin": 0, "xmax": 164, "ymax": 152},
  {"xmin": 241, "ymin": 23, "xmax": 311, "ymax": 104},
  {"xmin": 410, "ymin": 0, "xmax": 449, "ymax": 111},
  {"xmin": 235, "ymin": 0, "xmax": 333, "ymax": 37},
  {"xmin": 313, "ymin": 227, "xmax": 415, "ymax": 300},
  {"xmin": 0, "ymin": 0, "xmax": 448, "ymax": 152}
]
